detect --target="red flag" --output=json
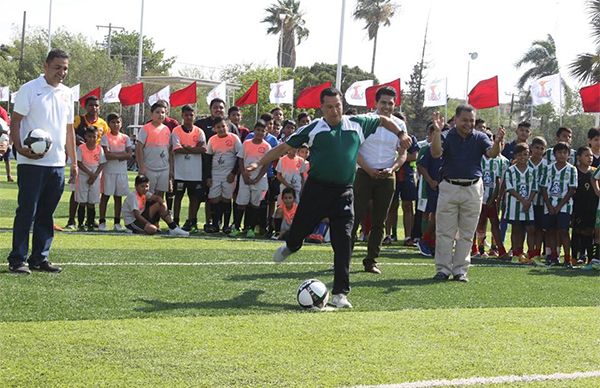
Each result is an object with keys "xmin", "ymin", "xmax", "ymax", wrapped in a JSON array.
[
  {"xmin": 235, "ymin": 80, "xmax": 258, "ymax": 107},
  {"xmin": 468, "ymin": 76, "xmax": 499, "ymax": 109},
  {"xmin": 365, "ymin": 79, "xmax": 401, "ymax": 109},
  {"xmin": 118, "ymin": 82, "xmax": 144, "ymax": 106},
  {"xmin": 296, "ymin": 81, "xmax": 332, "ymax": 109},
  {"xmin": 579, "ymin": 83, "xmax": 600, "ymax": 113},
  {"xmin": 169, "ymin": 82, "xmax": 197, "ymax": 107},
  {"xmin": 79, "ymin": 87, "xmax": 101, "ymax": 108}
]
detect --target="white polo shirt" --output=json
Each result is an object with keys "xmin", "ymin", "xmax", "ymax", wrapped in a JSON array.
[
  {"xmin": 358, "ymin": 113, "xmax": 406, "ymax": 169},
  {"xmin": 13, "ymin": 75, "xmax": 74, "ymax": 167}
]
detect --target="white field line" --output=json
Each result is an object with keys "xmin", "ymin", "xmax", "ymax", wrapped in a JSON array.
[{"xmin": 355, "ymin": 370, "xmax": 600, "ymax": 388}]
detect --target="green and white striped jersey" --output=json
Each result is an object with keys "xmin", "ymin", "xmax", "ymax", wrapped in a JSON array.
[
  {"xmin": 504, "ymin": 165, "xmax": 538, "ymax": 221},
  {"xmin": 544, "ymin": 147, "xmax": 576, "ymax": 166},
  {"xmin": 540, "ymin": 162, "xmax": 578, "ymax": 214},
  {"xmin": 481, "ymin": 155, "xmax": 508, "ymax": 202},
  {"xmin": 591, "ymin": 167, "xmax": 600, "ymax": 210},
  {"xmin": 528, "ymin": 158, "xmax": 548, "ymax": 206}
]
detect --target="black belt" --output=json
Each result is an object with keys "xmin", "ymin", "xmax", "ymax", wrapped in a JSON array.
[{"xmin": 444, "ymin": 178, "xmax": 480, "ymax": 187}]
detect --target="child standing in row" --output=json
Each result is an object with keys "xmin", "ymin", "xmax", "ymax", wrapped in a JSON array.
[
  {"xmin": 571, "ymin": 146, "xmax": 597, "ymax": 264},
  {"xmin": 76, "ymin": 126, "xmax": 106, "ymax": 231}
]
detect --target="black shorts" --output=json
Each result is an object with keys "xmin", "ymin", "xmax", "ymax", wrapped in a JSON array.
[
  {"xmin": 125, "ymin": 201, "xmax": 160, "ymax": 233},
  {"xmin": 396, "ymin": 176, "xmax": 417, "ymax": 201},
  {"xmin": 174, "ymin": 180, "xmax": 205, "ymax": 200},
  {"xmin": 543, "ymin": 213, "xmax": 571, "ymax": 231},
  {"xmin": 267, "ymin": 176, "xmax": 280, "ymax": 202},
  {"xmin": 533, "ymin": 205, "xmax": 545, "ymax": 229},
  {"xmin": 572, "ymin": 208, "xmax": 596, "ymax": 230}
]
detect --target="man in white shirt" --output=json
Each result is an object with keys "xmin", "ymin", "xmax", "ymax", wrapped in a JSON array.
[
  {"xmin": 351, "ymin": 86, "xmax": 407, "ymax": 274},
  {"xmin": 7, "ymin": 49, "xmax": 78, "ymax": 274}
]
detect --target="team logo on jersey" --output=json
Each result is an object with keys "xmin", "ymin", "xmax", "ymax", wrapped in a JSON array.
[
  {"xmin": 518, "ymin": 184, "xmax": 528, "ymax": 198},
  {"xmin": 225, "ymin": 140, "xmax": 232, "ymax": 147},
  {"xmin": 483, "ymin": 171, "xmax": 493, "ymax": 186},
  {"xmin": 258, "ymin": 146, "xmax": 266, "ymax": 154},
  {"xmin": 549, "ymin": 181, "xmax": 561, "ymax": 197},
  {"xmin": 192, "ymin": 135, "xmax": 199, "ymax": 143}
]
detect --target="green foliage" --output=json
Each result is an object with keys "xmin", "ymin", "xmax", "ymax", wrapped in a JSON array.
[
  {"xmin": 262, "ymin": 0, "xmax": 309, "ymax": 69},
  {"xmin": 402, "ymin": 62, "xmax": 434, "ymax": 138},
  {"xmin": 515, "ymin": 34, "xmax": 560, "ymax": 90},
  {"xmin": 570, "ymin": 0, "xmax": 600, "ymax": 83}
]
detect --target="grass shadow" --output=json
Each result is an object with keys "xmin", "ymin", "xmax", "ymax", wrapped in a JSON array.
[{"xmin": 526, "ymin": 268, "xmax": 600, "ymax": 277}]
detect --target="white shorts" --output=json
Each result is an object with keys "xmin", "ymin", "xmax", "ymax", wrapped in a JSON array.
[
  {"xmin": 146, "ymin": 169, "xmax": 169, "ymax": 193},
  {"xmin": 208, "ymin": 177, "xmax": 236, "ymax": 200},
  {"xmin": 281, "ymin": 218, "xmax": 292, "ymax": 234},
  {"xmin": 75, "ymin": 174, "xmax": 101, "ymax": 204},
  {"xmin": 102, "ymin": 172, "xmax": 129, "ymax": 197},
  {"xmin": 236, "ymin": 179, "xmax": 268, "ymax": 207}
]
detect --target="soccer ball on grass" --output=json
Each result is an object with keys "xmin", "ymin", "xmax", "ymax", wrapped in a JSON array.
[{"xmin": 297, "ymin": 279, "xmax": 329, "ymax": 309}]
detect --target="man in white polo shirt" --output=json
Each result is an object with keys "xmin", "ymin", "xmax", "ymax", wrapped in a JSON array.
[
  {"xmin": 7, "ymin": 49, "xmax": 78, "ymax": 274},
  {"xmin": 351, "ymin": 86, "xmax": 407, "ymax": 274}
]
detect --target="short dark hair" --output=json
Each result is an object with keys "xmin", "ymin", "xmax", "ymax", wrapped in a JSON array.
[
  {"xmin": 84, "ymin": 126, "xmax": 98, "ymax": 136},
  {"xmin": 281, "ymin": 187, "xmax": 296, "ymax": 198},
  {"xmin": 106, "ymin": 112, "xmax": 120, "ymax": 123},
  {"xmin": 553, "ymin": 141, "xmax": 570, "ymax": 155},
  {"xmin": 85, "ymin": 95, "xmax": 99, "ymax": 106},
  {"xmin": 531, "ymin": 136, "xmax": 547, "ymax": 148},
  {"xmin": 455, "ymin": 104, "xmax": 475, "ymax": 117},
  {"xmin": 157, "ymin": 99, "xmax": 170, "ymax": 108},
  {"xmin": 209, "ymin": 98, "xmax": 225, "ymax": 108},
  {"xmin": 181, "ymin": 104, "xmax": 194, "ymax": 114},
  {"xmin": 475, "ymin": 118, "xmax": 486, "ymax": 126},
  {"xmin": 270, "ymin": 107, "xmax": 283, "ymax": 114},
  {"xmin": 514, "ymin": 142, "xmax": 529, "ymax": 155},
  {"xmin": 45, "ymin": 49, "xmax": 69, "ymax": 63},
  {"xmin": 319, "ymin": 87, "xmax": 342, "ymax": 103},
  {"xmin": 345, "ymin": 108, "xmax": 357, "ymax": 115},
  {"xmin": 135, "ymin": 174, "xmax": 150, "ymax": 186},
  {"xmin": 254, "ymin": 119, "xmax": 267, "ymax": 129},
  {"xmin": 577, "ymin": 146, "xmax": 592, "ymax": 157},
  {"xmin": 587, "ymin": 127, "xmax": 600, "ymax": 140},
  {"xmin": 228, "ymin": 106, "xmax": 240, "ymax": 116},
  {"xmin": 297, "ymin": 112, "xmax": 309, "ymax": 122},
  {"xmin": 556, "ymin": 127, "xmax": 572, "ymax": 138},
  {"xmin": 299, "ymin": 143, "xmax": 309, "ymax": 149},
  {"xmin": 375, "ymin": 86, "xmax": 396, "ymax": 102},
  {"xmin": 517, "ymin": 121, "xmax": 531, "ymax": 129},
  {"xmin": 282, "ymin": 119, "xmax": 296, "ymax": 128},
  {"xmin": 150, "ymin": 101, "xmax": 168, "ymax": 113},
  {"xmin": 260, "ymin": 113, "xmax": 273, "ymax": 123}
]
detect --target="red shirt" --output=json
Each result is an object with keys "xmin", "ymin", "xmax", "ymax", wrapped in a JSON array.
[{"xmin": 0, "ymin": 106, "xmax": 9, "ymax": 125}]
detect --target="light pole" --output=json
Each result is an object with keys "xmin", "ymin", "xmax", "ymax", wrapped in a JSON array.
[
  {"xmin": 465, "ymin": 51, "xmax": 478, "ymax": 101},
  {"xmin": 335, "ymin": 0, "xmax": 346, "ymax": 90},
  {"xmin": 97, "ymin": 23, "xmax": 125, "ymax": 57},
  {"xmin": 134, "ymin": 0, "xmax": 145, "ymax": 127},
  {"xmin": 47, "ymin": 0, "xmax": 53, "ymax": 52},
  {"xmin": 278, "ymin": 13, "xmax": 286, "ymax": 81}
]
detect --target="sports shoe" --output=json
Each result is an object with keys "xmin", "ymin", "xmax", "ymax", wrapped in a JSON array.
[
  {"xmin": 497, "ymin": 253, "xmax": 512, "ymax": 262},
  {"xmin": 229, "ymin": 228, "xmax": 240, "ymax": 237},
  {"xmin": 29, "ymin": 261, "xmax": 62, "ymax": 273},
  {"xmin": 98, "ymin": 223, "xmax": 107, "ymax": 232},
  {"xmin": 364, "ymin": 264, "xmax": 381, "ymax": 274},
  {"xmin": 113, "ymin": 224, "xmax": 125, "ymax": 232},
  {"xmin": 9, "ymin": 263, "xmax": 31, "ymax": 275},
  {"xmin": 382, "ymin": 235, "xmax": 392, "ymax": 245},
  {"xmin": 273, "ymin": 244, "xmax": 293, "ymax": 262},
  {"xmin": 403, "ymin": 238, "xmax": 417, "ymax": 247},
  {"xmin": 433, "ymin": 272, "xmax": 449, "ymax": 281},
  {"xmin": 453, "ymin": 273, "xmax": 469, "ymax": 282},
  {"xmin": 204, "ymin": 224, "xmax": 220, "ymax": 234},
  {"xmin": 417, "ymin": 240, "xmax": 433, "ymax": 257},
  {"xmin": 488, "ymin": 249, "xmax": 499, "ymax": 257},
  {"xmin": 77, "ymin": 225, "xmax": 86, "ymax": 232},
  {"xmin": 168, "ymin": 226, "xmax": 190, "ymax": 237},
  {"xmin": 181, "ymin": 220, "xmax": 192, "ymax": 232},
  {"xmin": 189, "ymin": 225, "xmax": 199, "ymax": 234},
  {"xmin": 246, "ymin": 229, "xmax": 255, "ymax": 238},
  {"xmin": 222, "ymin": 226, "xmax": 232, "ymax": 235},
  {"xmin": 64, "ymin": 223, "xmax": 76, "ymax": 231},
  {"xmin": 330, "ymin": 294, "xmax": 353, "ymax": 308}
]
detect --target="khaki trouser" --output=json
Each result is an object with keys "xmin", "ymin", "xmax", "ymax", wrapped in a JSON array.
[{"xmin": 435, "ymin": 179, "xmax": 483, "ymax": 276}]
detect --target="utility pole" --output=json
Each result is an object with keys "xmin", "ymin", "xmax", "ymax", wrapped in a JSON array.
[{"xmin": 97, "ymin": 23, "xmax": 125, "ymax": 57}]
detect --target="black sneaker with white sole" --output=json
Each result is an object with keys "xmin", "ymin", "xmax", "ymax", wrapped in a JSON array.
[
  {"xmin": 29, "ymin": 261, "xmax": 62, "ymax": 273},
  {"xmin": 9, "ymin": 263, "xmax": 31, "ymax": 275}
]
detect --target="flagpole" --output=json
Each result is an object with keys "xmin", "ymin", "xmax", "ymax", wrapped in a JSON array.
[
  {"xmin": 559, "ymin": 78, "xmax": 563, "ymax": 126},
  {"xmin": 47, "ymin": 0, "xmax": 53, "ymax": 52},
  {"xmin": 444, "ymin": 77, "xmax": 448, "ymax": 122},
  {"xmin": 335, "ymin": 0, "xmax": 346, "ymax": 90},
  {"xmin": 133, "ymin": 0, "xmax": 144, "ymax": 127},
  {"xmin": 595, "ymin": 113, "xmax": 599, "ymax": 127},
  {"xmin": 255, "ymin": 104, "xmax": 259, "ymax": 123}
]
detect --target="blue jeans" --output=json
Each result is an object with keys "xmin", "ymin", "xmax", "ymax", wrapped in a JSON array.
[{"xmin": 7, "ymin": 164, "xmax": 65, "ymax": 266}]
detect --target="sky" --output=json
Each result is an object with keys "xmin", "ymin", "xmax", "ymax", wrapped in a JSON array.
[{"xmin": 0, "ymin": 0, "xmax": 596, "ymax": 103}]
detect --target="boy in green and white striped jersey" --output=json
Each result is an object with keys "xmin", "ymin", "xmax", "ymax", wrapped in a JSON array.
[
  {"xmin": 528, "ymin": 137, "xmax": 548, "ymax": 258},
  {"xmin": 540, "ymin": 142, "xmax": 578, "ymax": 266},
  {"xmin": 544, "ymin": 127, "xmax": 576, "ymax": 165},
  {"xmin": 505, "ymin": 143, "xmax": 538, "ymax": 264}
]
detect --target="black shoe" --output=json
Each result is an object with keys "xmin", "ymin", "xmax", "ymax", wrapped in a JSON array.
[
  {"xmin": 205, "ymin": 225, "xmax": 219, "ymax": 234},
  {"xmin": 433, "ymin": 272, "xmax": 449, "ymax": 281},
  {"xmin": 181, "ymin": 220, "xmax": 192, "ymax": 232},
  {"xmin": 29, "ymin": 261, "xmax": 62, "ymax": 273},
  {"xmin": 222, "ymin": 225, "xmax": 232, "ymax": 234},
  {"xmin": 364, "ymin": 264, "xmax": 382, "ymax": 274},
  {"xmin": 9, "ymin": 263, "xmax": 31, "ymax": 275},
  {"xmin": 453, "ymin": 274, "xmax": 469, "ymax": 282}
]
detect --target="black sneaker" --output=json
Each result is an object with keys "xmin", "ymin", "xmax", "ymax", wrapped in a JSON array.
[
  {"xmin": 453, "ymin": 274, "xmax": 469, "ymax": 282},
  {"xmin": 222, "ymin": 225, "xmax": 232, "ymax": 234},
  {"xmin": 205, "ymin": 225, "xmax": 220, "ymax": 234},
  {"xmin": 181, "ymin": 220, "xmax": 192, "ymax": 232},
  {"xmin": 29, "ymin": 261, "xmax": 62, "ymax": 273},
  {"xmin": 433, "ymin": 272, "xmax": 449, "ymax": 281},
  {"xmin": 9, "ymin": 263, "xmax": 31, "ymax": 275}
]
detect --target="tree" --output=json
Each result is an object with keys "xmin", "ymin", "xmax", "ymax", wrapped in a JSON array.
[
  {"xmin": 262, "ymin": 0, "xmax": 310, "ymax": 69},
  {"xmin": 514, "ymin": 34, "xmax": 559, "ymax": 89},
  {"xmin": 570, "ymin": 0, "xmax": 600, "ymax": 83},
  {"xmin": 353, "ymin": 0, "xmax": 399, "ymax": 75}
]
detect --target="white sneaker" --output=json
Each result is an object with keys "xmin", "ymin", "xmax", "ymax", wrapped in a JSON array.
[
  {"xmin": 114, "ymin": 224, "xmax": 125, "ymax": 232},
  {"xmin": 273, "ymin": 244, "xmax": 293, "ymax": 262},
  {"xmin": 330, "ymin": 294, "xmax": 353, "ymax": 308},
  {"xmin": 98, "ymin": 223, "xmax": 107, "ymax": 232},
  {"xmin": 168, "ymin": 226, "xmax": 190, "ymax": 237}
]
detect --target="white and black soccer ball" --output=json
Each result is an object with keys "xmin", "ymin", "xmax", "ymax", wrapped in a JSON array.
[
  {"xmin": 24, "ymin": 128, "xmax": 52, "ymax": 155},
  {"xmin": 297, "ymin": 279, "xmax": 329, "ymax": 309}
]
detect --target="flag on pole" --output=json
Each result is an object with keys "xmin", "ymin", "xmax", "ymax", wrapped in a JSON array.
[
  {"xmin": 118, "ymin": 82, "xmax": 144, "ymax": 106},
  {"xmin": 148, "ymin": 85, "xmax": 170, "ymax": 106},
  {"xmin": 103, "ymin": 83, "xmax": 122, "ymax": 104},
  {"xmin": 206, "ymin": 81, "xmax": 227, "ymax": 105},
  {"xmin": 468, "ymin": 76, "xmax": 499, "ymax": 109},
  {"xmin": 79, "ymin": 87, "xmax": 101, "ymax": 108},
  {"xmin": 70, "ymin": 84, "xmax": 80, "ymax": 103},
  {"xmin": 423, "ymin": 78, "xmax": 447, "ymax": 107},
  {"xmin": 170, "ymin": 82, "xmax": 197, "ymax": 107},
  {"xmin": 365, "ymin": 79, "xmax": 401, "ymax": 109},
  {"xmin": 0, "ymin": 86, "xmax": 9, "ymax": 102},
  {"xmin": 579, "ymin": 83, "xmax": 600, "ymax": 113},
  {"xmin": 269, "ymin": 79, "xmax": 294, "ymax": 104},
  {"xmin": 344, "ymin": 80, "xmax": 374, "ymax": 106},
  {"xmin": 235, "ymin": 80, "xmax": 259, "ymax": 107},
  {"xmin": 530, "ymin": 74, "xmax": 562, "ymax": 107},
  {"xmin": 296, "ymin": 81, "xmax": 332, "ymax": 109}
]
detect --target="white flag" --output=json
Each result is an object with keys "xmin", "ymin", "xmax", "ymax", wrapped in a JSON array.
[
  {"xmin": 530, "ymin": 74, "xmax": 562, "ymax": 107},
  {"xmin": 103, "ymin": 83, "xmax": 122, "ymax": 104},
  {"xmin": 423, "ymin": 78, "xmax": 447, "ymax": 107},
  {"xmin": 269, "ymin": 79, "xmax": 294, "ymax": 104},
  {"xmin": 70, "ymin": 84, "xmax": 80, "ymax": 103},
  {"xmin": 148, "ymin": 85, "xmax": 170, "ymax": 106},
  {"xmin": 0, "ymin": 86, "xmax": 9, "ymax": 102},
  {"xmin": 344, "ymin": 80, "xmax": 373, "ymax": 106},
  {"xmin": 206, "ymin": 81, "xmax": 227, "ymax": 105}
]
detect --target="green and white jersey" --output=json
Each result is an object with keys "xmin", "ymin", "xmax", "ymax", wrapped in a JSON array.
[
  {"xmin": 504, "ymin": 164, "xmax": 538, "ymax": 221},
  {"xmin": 544, "ymin": 147, "xmax": 576, "ymax": 166},
  {"xmin": 416, "ymin": 143, "xmax": 430, "ymax": 212},
  {"xmin": 528, "ymin": 158, "xmax": 548, "ymax": 206},
  {"xmin": 591, "ymin": 167, "xmax": 600, "ymax": 210},
  {"xmin": 540, "ymin": 162, "xmax": 578, "ymax": 214},
  {"xmin": 481, "ymin": 156, "xmax": 505, "ymax": 202}
]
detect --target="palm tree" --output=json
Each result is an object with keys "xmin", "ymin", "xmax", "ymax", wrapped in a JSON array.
[
  {"xmin": 515, "ymin": 34, "xmax": 559, "ymax": 89},
  {"xmin": 262, "ymin": 0, "xmax": 309, "ymax": 69},
  {"xmin": 570, "ymin": 0, "xmax": 600, "ymax": 83},
  {"xmin": 353, "ymin": 0, "xmax": 399, "ymax": 75}
]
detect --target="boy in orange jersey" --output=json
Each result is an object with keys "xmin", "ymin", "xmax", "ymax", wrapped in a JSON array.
[
  {"xmin": 276, "ymin": 147, "xmax": 306, "ymax": 203},
  {"xmin": 273, "ymin": 187, "xmax": 297, "ymax": 240},
  {"xmin": 76, "ymin": 126, "xmax": 106, "ymax": 230}
]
